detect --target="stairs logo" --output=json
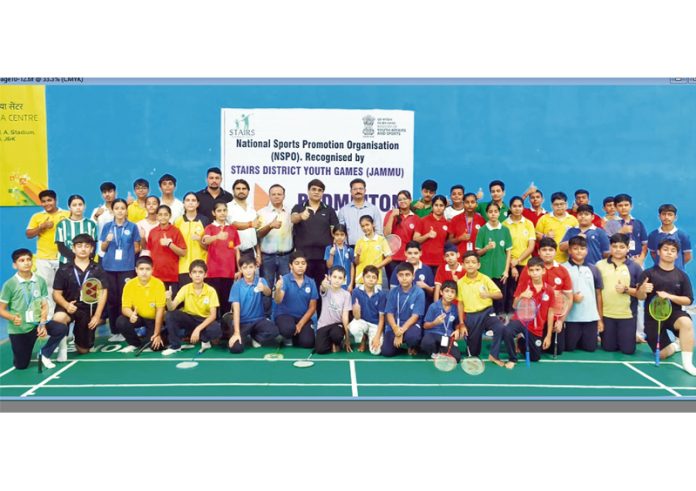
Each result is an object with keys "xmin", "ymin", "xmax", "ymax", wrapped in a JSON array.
[{"xmin": 229, "ymin": 113, "xmax": 255, "ymax": 136}]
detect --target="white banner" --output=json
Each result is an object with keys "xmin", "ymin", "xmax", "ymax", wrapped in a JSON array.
[{"xmin": 221, "ymin": 109, "xmax": 414, "ymax": 211}]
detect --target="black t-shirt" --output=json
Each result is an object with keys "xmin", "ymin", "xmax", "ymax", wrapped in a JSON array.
[
  {"xmin": 291, "ymin": 201, "xmax": 339, "ymax": 260},
  {"xmin": 639, "ymin": 265, "xmax": 693, "ymax": 309},
  {"xmin": 53, "ymin": 262, "xmax": 109, "ymax": 308},
  {"xmin": 196, "ymin": 187, "xmax": 233, "ymax": 223}
]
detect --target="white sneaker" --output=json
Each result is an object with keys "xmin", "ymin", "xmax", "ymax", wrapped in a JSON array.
[
  {"xmin": 41, "ymin": 355, "xmax": 56, "ymax": 369},
  {"xmin": 57, "ymin": 338, "xmax": 68, "ymax": 362},
  {"xmin": 161, "ymin": 347, "xmax": 181, "ymax": 356},
  {"xmin": 251, "ymin": 338, "xmax": 262, "ymax": 348},
  {"xmin": 200, "ymin": 341, "xmax": 212, "ymax": 352},
  {"xmin": 120, "ymin": 345, "xmax": 137, "ymax": 353},
  {"xmin": 180, "ymin": 344, "xmax": 195, "ymax": 350},
  {"xmin": 484, "ymin": 330, "xmax": 494, "ymax": 337},
  {"xmin": 283, "ymin": 337, "xmax": 293, "ymax": 347},
  {"xmin": 67, "ymin": 335, "xmax": 75, "ymax": 345},
  {"xmin": 108, "ymin": 334, "xmax": 126, "ymax": 342}
]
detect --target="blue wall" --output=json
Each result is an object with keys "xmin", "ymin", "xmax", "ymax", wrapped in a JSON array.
[{"xmin": 2, "ymin": 83, "xmax": 695, "ymax": 287}]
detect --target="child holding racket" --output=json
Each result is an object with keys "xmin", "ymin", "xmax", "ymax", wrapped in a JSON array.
[
  {"xmin": 147, "ymin": 205, "xmax": 187, "ymax": 295},
  {"xmin": 455, "ymin": 251, "xmax": 504, "ymax": 358},
  {"xmin": 116, "ymin": 256, "xmax": 167, "ymax": 353},
  {"xmin": 175, "ymin": 192, "xmax": 209, "ymax": 286},
  {"xmin": 383, "ymin": 190, "xmax": 420, "ymax": 280},
  {"xmin": 383, "ymin": 262, "xmax": 425, "ymax": 356},
  {"xmin": 100, "ymin": 198, "xmax": 141, "ymax": 342},
  {"xmin": 50, "ymin": 234, "xmax": 108, "ymax": 356},
  {"xmin": 475, "ymin": 202, "xmax": 513, "ymax": 318},
  {"xmin": 274, "ymin": 251, "xmax": 318, "ymax": 348},
  {"xmin": 315, "ymin": 266, "xmax": 353, "ymax": 354},
  {"xmin": 636, "ymin": 238, "xmax": 696, "ymax": 376},
  {"xmin": 503, "ymin": 196, "xmax": 536, "ymax": 318},
  {"xmin": 54, "ymin": 194, "xmax": 98, "ymax": 265},
  {"xmin": 561, "ymin": 236, "xmax": 604, "ymax": 352},
  {"xmin": 421, "ymin": 280, "xmax": 463, "ymax": 361},
  {"xmin": 163, "ymin": 260, "xmax": 222, "ymax": 356},
  {"xmin": 0, "ymin": 249, "xmax": 68, "ymax": 370},
  {"xmin": 413, "ymin": 194, "xmax": 450, "ymax": 275},
  {"xmin": 324, "ymin": 224, "xmax": 354, "ymax": 291},
  {"xmin": 349, "ymin": 265, "xmax": 387, "ymax": 354},
  {"xmin": 224, "ymin": 256, "xmax": 279, "ymax": 353},
  {"xmin": 354, "ymin": 215, "xmax": 392, "ymax": 285},
  {"xmin": 498, "ymin": 257, "xmax": 555, "ymax": 366},
  {"xmin": 434, "ymin": 243, "xmax": 464, "ymax": 302},
  {"xmin": 136, "ymin": 196, "xmax": 160, "ymax": 256},
  {"xmin": 202, "ymin": 201, "xmax": 241, "ymax": 322},
  {"xmin": 449, "ymin": 192, "xmax": 486, "ymax": 257}
]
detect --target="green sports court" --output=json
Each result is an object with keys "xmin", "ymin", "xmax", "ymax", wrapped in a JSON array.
[{"xmin": 2, "ymin": 333, "xmax": 694, "ymax": 401}]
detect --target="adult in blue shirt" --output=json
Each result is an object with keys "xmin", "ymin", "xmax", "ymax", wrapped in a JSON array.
[{"xmin": 337, "ymin": 178, "xmax": 383, "ymax": 246}]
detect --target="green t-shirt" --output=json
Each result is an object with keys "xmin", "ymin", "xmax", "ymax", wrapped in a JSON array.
[
  {"xmin": 412, "ymin": 202, "xmax": 432, "ymax": 218},
  {"xmin": 475, "ymin": 223, "xmax": 513, "ymax": 278},
  {"xmin": 476, "ymin": 201, "xmax": 510, "ymax": 220},
  {"xmin": 0, "ymin": 274, "xmax": 48, "ymax": 334}
]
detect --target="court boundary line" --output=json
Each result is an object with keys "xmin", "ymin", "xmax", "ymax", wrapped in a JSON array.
[
  {"xmin": 349, "ymin": 360, "xmax": 358, "ymax": 397},
  {"xmin": 0, "ymin": 367, "xmax": 16, "ymax": 379},
  {"xmin": 20, "ymin": 360, "xmax": 78, "ymax": 397},
  {"xmin": 622, "ymin": 362, "xmax": 682, "ymax": 397}
]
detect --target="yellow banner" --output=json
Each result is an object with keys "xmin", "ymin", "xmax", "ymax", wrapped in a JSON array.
[{"xmin": 0, "ymin": 85, "xmax": 48, "ymax": 206}]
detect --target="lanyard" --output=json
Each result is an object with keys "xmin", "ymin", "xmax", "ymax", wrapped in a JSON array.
[
  {"xmin": 112, "ymin": 222, "xmax": 124, "ymax": 249},
  {"xmin": 334, "ymin": 244, "xmax": 347, "ymax": 270},
  {"xmin": 73, "ymin": 267, "xmax": 91, "ymax": 290},
  {"xmin": 441, "ymin": 305, "xmax": 453, "ymax": 335},
  {"xmin": 396, "ymin": 289, "xmax": 412, "ymax": 326},
  {"xmin": 465, "ymin": 215, "xmax": 474, "ymax": 236}
]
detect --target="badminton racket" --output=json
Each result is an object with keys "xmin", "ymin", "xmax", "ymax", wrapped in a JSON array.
[
  {"xmin": 385, "ymin": 234, "xmax": 402, "ymax": 255},
  {"xmin": 516, "ymin": 297, "xmax": 537, "ymax": 368},
  {"xmin": 134, "ymin": 339, "xmax": 152, "ymax": 357},
  {"xmin": 649, "ymin": 296, "xmax": 672, "ymax": 367},
  {"xmin": 80, "ymin": 277, "xmax": 103, "ymax": 318},
  {"xmin": 551, "ymin": 291, "xmax": 567, "ymax": 360},
  {"xmin": 433, "ymin": 335, "xmax": 457, "ymax": 372},
  {"xmin": 460, "ymin": 335, "xmax": 485, "ymax": 375},
  {"xmin": 264, "ymin": 342, "xmax": 285, "ymax": 361},
  {"xmin": 176, "ymin": 348, "xmax": 204, "ymax": 369},
  {"xmin": 293, "ymin": 350, "xmax": 315, "ymax": 368}
]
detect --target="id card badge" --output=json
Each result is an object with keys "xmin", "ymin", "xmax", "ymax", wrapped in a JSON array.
[
  {"xmin": 628, "ymin": 240, "xmax": 636, "ymax": 252},
  {"xmin": 466, "ymin": 242, "xmax": 473, "ymax": 252},
  {"xmin": 115, "ymin": 249, "xmax": 124, "ymax": 261},
  {"xmin": 440, "ymin": 335, "xmax": 449, "ymax": 347},
  {"xmin": 25, "ymin": 310, "xmax": 34, "ymax": 323}
]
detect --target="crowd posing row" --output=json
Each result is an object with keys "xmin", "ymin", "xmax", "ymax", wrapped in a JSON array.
[{"xmin": 1, "ymin": 168, "xmax": 695, "ymax": 377}]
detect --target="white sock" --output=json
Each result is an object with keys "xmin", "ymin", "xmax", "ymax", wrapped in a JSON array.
[{"xmin": 681, "ymin": 352, "xmax": 696, "ymax": 376}]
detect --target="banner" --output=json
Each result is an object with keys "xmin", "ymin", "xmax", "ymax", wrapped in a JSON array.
[
  {"xmin": 0, "ymin": 86, "xmax": 48, "ymax": 206},
  {"xmin": 221, "ymin": 109, "xmax": 414, "ymax": 211}
]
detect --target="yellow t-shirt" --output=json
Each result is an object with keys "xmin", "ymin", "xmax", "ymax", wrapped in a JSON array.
[
  {"xmin": 535, "ymin": 213, "xmax": 579, "ymax": 262},
  {"xmin": 503, "ymin": 216, "xmax": 536, "ymax": 265},
  {"xmin": 27, "ymin": 209, "xmax": 70, "ymax": 259},
  {"xmin": 173, "ymin": 282, "xmax": 220, "ymax": 318},
  {"xmin": 127, "ymin": 201, "xmax": 148, "ymax": 223},
  {"xmin": 174, "ymin": 216, "xmax": 208, "ymax": 274},
  {"xmin": 355, "ymin": 234, "xmax": 392, "ymax": 284},
  {"xmin": 595, "ymin": 259, "xmax": 635, "ymax": 319},
  {"xmin": 456, "ymin": 272, "xmax": 500, "ymax": 313},
  {"xmin": 121, "ymin": 276, "xmax": 166, "ymax": 320}
]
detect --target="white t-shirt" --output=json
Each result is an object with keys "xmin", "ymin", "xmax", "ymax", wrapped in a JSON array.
[
  {"xmin": 160, "ymin": 197, "xmax": 184, "ymax": 224},
  {"xmin": 227, "ymin": 199, "xmax": 258, "ymax": 251},
  {"xmin": 91, "ymin": 204, "xmax": 114, "ymax": 257}
]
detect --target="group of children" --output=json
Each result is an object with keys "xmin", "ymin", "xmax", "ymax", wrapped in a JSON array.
[{"xmin": 2, "ymin": 174, "xmax": 695, "ymax": 379}]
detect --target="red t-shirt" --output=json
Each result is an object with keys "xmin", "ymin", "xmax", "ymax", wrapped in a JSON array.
[
  {"xmin": 417, "ymin": 214, "xmax": 450, "ymax": 267},
  {"xmin": 203, "ymin": 222, "xmax": 240, "ymax": 278},
  {"xmin": 517, "ymin": 261, "xmax": 573, "ymax": 294},
  {"xmin": 434, "ymin": 262, "xmax": 465, "ymax": 305},
  {"xmin": 522, "ymin": 207, "xmax": 546, "ymax": 226},
  {"xmin": 512, "ymin": 276, "xmax": 554, "ymax": 337},
  {"xmin": 449, "ymin": 213, "xmax": 486, "ymax": 256},
  {"xmin": 383, "ymin": 210, "xmax": 420, "ymax": 261},
  {"xmin": 147, "ymin": 224, "xmax": 186, "ymax": 283}
]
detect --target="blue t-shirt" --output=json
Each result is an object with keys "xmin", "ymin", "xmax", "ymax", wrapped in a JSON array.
[
  {"xmin": 351, "ymin": 285, "xmax": 387, "ymax": 325},
  {"xmin": 99, "ymin": 220, "xmax": 141, "ymax": 272},
  {"xmin": 647, "ymin": 227, "xmax": 692, "ymax": 271},
  {"xmin": 618, "ymin": 218, "xmax": 648, "ymax": 259},
  {"xmin": 561, "ymin": 226, "xmax": 610, "ymax": 265},
  {"xmin": 562, "ymin": 260, "xmax": 603, "ymax": 322},
  {"xmin": 323, "ymin": 244, "xmax": 354, "ymax": 289},
  {"xmin": 275, "ymin": 273, "xmax": 319, "ymax": 319},
  {"xmin": 424, "ymin": 300, "xmax": 458, "ymax": 337},
  {"xmin": 229, "ymin": 275, "xmax": 268, "ymax": 324},
  {"xmin": 389, "ymin": 262, "xmax": 434, "ymax": 289},
  {"xmin": 384, "ymin": 285, "xmax": 425, "ymax": 332}
]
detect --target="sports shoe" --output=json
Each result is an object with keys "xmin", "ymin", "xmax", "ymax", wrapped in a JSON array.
[
  {"xmin": 57, "ymin": 337, "xmax": 68, "ymax": 362},
  {"xmin": 484, "ymin": 330, "xmax": 494, "ymax": 337},
  {"xmin": 180, "ymin": 344, "xmax": 196, "ymax": 350},
  {"xmin": 251, "ymin": 338, "xmax": 262, "ymax": 348},
  {"xmin": 120, "ymin": 345, "xmax": 137, "ymax": 353},
  {"xmin": 161, "ymin": 347, "xmax": 181, "ymax": 356},
  {"xmin": 283, "ymin": 337, "xmax": 293, "ymax": 347},
  {"xmin": 108, "ymin": 333, "xmax": 126, "ymax": 342},
  {"xmin": 40, "ymin": 354, "xmax": 56, "ymax": 369},
  {"xmin": 200, "ymin": 341, "xmax": 212, "ymax": 352}
]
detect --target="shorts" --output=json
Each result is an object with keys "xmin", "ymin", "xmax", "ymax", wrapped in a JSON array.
[{"xmin": 644, "ymin": 309, "xmax": 690, "ymax": 352}]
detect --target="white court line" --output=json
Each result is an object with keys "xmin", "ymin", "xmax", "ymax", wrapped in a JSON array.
[
  {"xmin": 0, "ymin": 366, "xmax": 16, "ymax": 379},
  {"xmin": 20, "ymin": 360, "xmax": 78, "ymax": 397},
  {"xmin": 349, "ymin": 360, "xmax": 358, "ymax": 397},
  {"xmin": 622, "ymin": 362, "xmax": 682, "ymax": 397}
]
